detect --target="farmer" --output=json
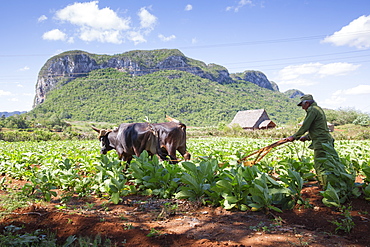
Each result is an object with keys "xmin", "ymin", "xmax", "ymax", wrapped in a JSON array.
[{"xmin": 285, "ymin": 94, "xmax": 354, "ymax": 192}]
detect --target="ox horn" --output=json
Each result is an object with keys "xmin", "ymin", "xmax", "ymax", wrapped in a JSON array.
[
  {"xmin": 166, "ymin": 115, "xmax": 180, "ymax": 123},
  {"xmin": 91, "ymin": 126, "xmax": 101, "ymax": 133},
  {"xmin": 92, "ymin": 126, "xmax": 111, "ymax": 139}
]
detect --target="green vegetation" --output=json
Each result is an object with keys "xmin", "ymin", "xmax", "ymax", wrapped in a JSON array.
[
  {"xmin": 0, "ymin": 114, "xmax": 69, "ymax": 130},
  {"xmin": 1, "ymin": 118, "xmax": 369, "ymax": 142},
  {"xmin": 0, "ymin": 136, "xmax": 369, "ymax": 245},
  {"xmin": 0, "ymin": 224, "xmax": 113, "ymax": 246},
  {"xmin": 0, "ymin": 138, "xmax": 368, "ymax": 210},
  {"xmin": 115, "ymin": 49, "xmax": 185, "ymax": 68},
  {"xmin": 2, "ymin": 44, "xmax": 369, "ymax": 243},
  {"xmin": 24, "ymin": 49, "xmax": 370, "ymax": 129},
  {"xmin": 353, "ymin": 114, "xmax": 370, "ymax": 126},
  {"xmin": 29, "ymin": 68, "xmax": 305, "ymax": 126},
  {"xmin": 330, "ymin": 205, "xmax": 355, "ymax": 233},
  {"xmin": 326, "ymin": 108, "xmax": 370, "ymax": 126}
]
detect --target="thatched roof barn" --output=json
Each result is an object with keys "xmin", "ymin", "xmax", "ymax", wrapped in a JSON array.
[{"xmin": 230, "ymin": 109, "xmax": 276, "ymax": 130}]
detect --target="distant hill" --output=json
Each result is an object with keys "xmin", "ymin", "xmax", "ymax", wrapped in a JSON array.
[
  {"xmin": 28, "ymin": 49, "xmax": 306, "ymax": 126},
  {"xmin": 30, "ymin": 67, "xmax": 304, "ymax": 126},
  {"xmin": 230, "ymin": 70, "xmax": 279, "ymax": 91},
  {"xmin": 284, "ymin": 89, "xmax": 304, "ymax": 99},
  {"xmin": 33, "ymin": 49, "xmax": 279, "ymax": 107},
  {"xmin": 0, "ymin": 111, "xmax": 27, "ymax": 118}
]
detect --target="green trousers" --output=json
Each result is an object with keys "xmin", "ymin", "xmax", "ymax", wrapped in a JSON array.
[
  {"xmin": 313, "ymin": 141, "xmax": 340, "ymax": 188},
  {"xmin": 314, "ymin": 148, "xmax": 328, "ymax": 186},
  {"xmin": 312, "ymin": 141, "xmax": 355, "ymax": 203}
]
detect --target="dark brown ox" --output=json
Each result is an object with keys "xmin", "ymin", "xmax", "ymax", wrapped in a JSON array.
[
  {"xmin": 92, "ymin": 123, "xmax": 165, "ymax": 163},
  {"xmin": 92, "ymin": 118, "xmax": 191, "ymax": 163},
  {"xmin": 152, "ymin": 120, "xmax": 191, "ymax": 163}
]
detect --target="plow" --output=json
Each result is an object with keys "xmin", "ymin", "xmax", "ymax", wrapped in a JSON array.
[{"xmin": 237, "ymin": 139, "xmax": 289, "ymax": 166}]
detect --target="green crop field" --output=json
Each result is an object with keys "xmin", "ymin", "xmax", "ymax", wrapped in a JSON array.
[{"xmin": 0, "ymin": 138, "xmax": 369, "ymax": 211}]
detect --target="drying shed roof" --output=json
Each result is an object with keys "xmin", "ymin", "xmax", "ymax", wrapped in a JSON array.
[
  {"xmin": 230, "ymin": 109, "xmax": 275, "ymax": 129},
  {"xmin": 259, "ymin": 119, "xmax": 276, "ymax": 129}
]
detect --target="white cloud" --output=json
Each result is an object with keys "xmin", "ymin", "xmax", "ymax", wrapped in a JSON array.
[
  {"xmin": 48, "ymin": 2, "xmax": 160, "ymax": 45},
  {"xmin": 38, "ymin": 15, "xmax": 47, "ymax": 22},
  {"xmin": 53, "ymin": 1, "xmax": 131, "ymax": 44},
  {"xmin": 278, "ymin": 63, "xmax": 321, "ymax": 81},
  {"xmin": 9, "ymin": 98, "xmax": 19, "ymax": 102},
  {"xmin": 191, "ymin": 38, "xmax": 198, "ymax": 44},
  {"xmin": 324, "ymin": 86, "xmax": 370, "ymax": 108},
  {"xmin": 279, "ymin": 63, "xmax": 361, "ymax": 80},
  {"xmin": 67, "ymin": 37, "xmax": 74, "ymax": 43},
  {"xmin": 0, "ymin": 90, "xmax": 12, "ymax": 96},
  {"xmin": 46, "ymin": 2, "xmax": 159, "ymax": 45},
  {"xmin": 55, "ymin": 1, "xmax": 130, "ymax": 30},
  {"xmin": 18, "ymin": 66, "xmax": 30, "ymax": 71},
  {"xmin": 79, "ymin": 27, "xmax": 122, "ymax": 44},
  {"xmin": 124, "ymin": 7, "xmax": 157, "ymax": 44},
  {"xmin": 323, "ymin": 93, "xmax": 347, "ymax": 106},
  {"xmin": 277, "ymin": 62, "xmax": 360, "ymax": 87},
  {"xmin": 226, "ymin": 0, "xmax": 253, "ymax": 12},
  {"xmin": 127, "ymin": 31, "xmax": 146, "ymax": 45},
  {"xmin": 322, "ymin": 15, "xmax": 370, "ymax": 49},
  {"xmin": 334, "ymin": 84, "xmax": 370, "ymax": 95},
  {"xmin": 42, "ymin": 29, "xmax": 67, "ymax": 41},
  {"xmin": 319, "ymin": 62, "xmax": 360, "ymax": 77},
  {"xmin": 138, "ymin": 7, "xmax": 157, "ymax": 30},
  {"xmin": 158, "ymin": 34, "xmax": 176, "ymax": 42},
  {"xmin": 185, "ymin": 4, "xmax": 193, "ymax": 11}
]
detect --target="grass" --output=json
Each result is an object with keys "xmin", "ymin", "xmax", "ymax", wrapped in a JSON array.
[{"xmin": 0, "ymin": 192, "xmax": 34, "ymax": 219}]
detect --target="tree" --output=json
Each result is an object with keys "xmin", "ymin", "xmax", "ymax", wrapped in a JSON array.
[
  {"xmin": 4, "ymin": 115, "xmax": 29, "ymax": 129},
  {"xmin": 325, "ymin": 108, "xmax": 362, "ymax": 126},
  {"xmin": 353, "ymin": 114, "xmax": 370, "ymax": 126}
]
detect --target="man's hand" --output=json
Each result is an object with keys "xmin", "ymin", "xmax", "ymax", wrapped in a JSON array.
[
  {"xmin": 285, "ymin": 136, "xmax": 295, "ymax": 142},
  {"xmin": 299, "ymin": 136, "xmax": 309, "ymax": 142}
]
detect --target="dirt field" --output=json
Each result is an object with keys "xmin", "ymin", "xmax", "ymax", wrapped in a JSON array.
[{"xmin": 0, "ymin": 179, "xmax": 369, "ymax": 247}]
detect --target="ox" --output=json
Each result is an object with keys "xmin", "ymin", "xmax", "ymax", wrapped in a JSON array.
[
  {"xmin": 152, "ymin": 119, "xmax": 191, "ymax": 163},
  {"xmin": 92, "ymin": 122, "xmax": 166, "ymax": 163},
  {"xmin": 92, "ymin": 118, "xmax": 190, "ymax": 163}
]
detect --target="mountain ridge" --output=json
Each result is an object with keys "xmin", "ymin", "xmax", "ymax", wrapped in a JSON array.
[
  {"xmin": 29, "ymin": 49, "xmax": 306, "ymax": 126},
  {"xmin": 30, "ymin": 67, "xmax": 304, "ymax": 126},
  {"xmin": 33, "ymin": 49, "xmax": 282, "ymax": 107},
  {"xmin": 0, "ymin": 111, "xmax": 27, "ymax": 118}
]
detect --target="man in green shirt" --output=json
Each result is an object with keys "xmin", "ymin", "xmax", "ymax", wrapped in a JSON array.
[{"xmin": 285, "ymin": 94, "xmax": 354, "ymax": 192}]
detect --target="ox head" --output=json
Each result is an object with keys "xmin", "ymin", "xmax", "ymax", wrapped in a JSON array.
[{"xmin": 92, "ymin": 126, "xmax": 114, "ymax": 155}]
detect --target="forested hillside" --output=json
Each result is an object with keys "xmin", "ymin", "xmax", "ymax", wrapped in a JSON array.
[{"xmin": 29, "ymin": 68, "xmax": 304, "ymax": 126}]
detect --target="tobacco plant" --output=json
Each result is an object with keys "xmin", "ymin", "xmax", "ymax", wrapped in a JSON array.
[
  {"xmin": 92, "ymin": 155, "xmax": 131, "ymax": 204},
  {"xmin": 128, "ymin": 151, "xmax": 181, "ymax": 198},
  {"xmin": 248, "ymin": 173, "xmax": 285, "ymax": 212},
  {"xmin": 212, "ymin": 166, "xmax": 256, "ymax": 211},
  {"xmin": 175, "ymin": 159, "xmax": 219, "ymax": 203},
  {"xmin": 22, "ymin": 170, "xmax": 57, "ymax": 202},
  {"xmin": 280, "ymin": 168, "xmax": 310, "ymax": 208}
]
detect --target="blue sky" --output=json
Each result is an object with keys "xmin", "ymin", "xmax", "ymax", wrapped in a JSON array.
[{"xmin": 1, "ymin": 0, "xmax": 370, "ymax": 113}]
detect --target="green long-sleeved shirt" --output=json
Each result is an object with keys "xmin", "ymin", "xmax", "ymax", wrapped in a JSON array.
[{"xmin": 292, "ymin": 102, "xmax": 333, "ymax": 149}]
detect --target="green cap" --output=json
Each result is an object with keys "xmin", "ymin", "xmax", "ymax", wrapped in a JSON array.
[{"xmin": 297, "ymin": 94, "xmax": 313, "ymax": 106}]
